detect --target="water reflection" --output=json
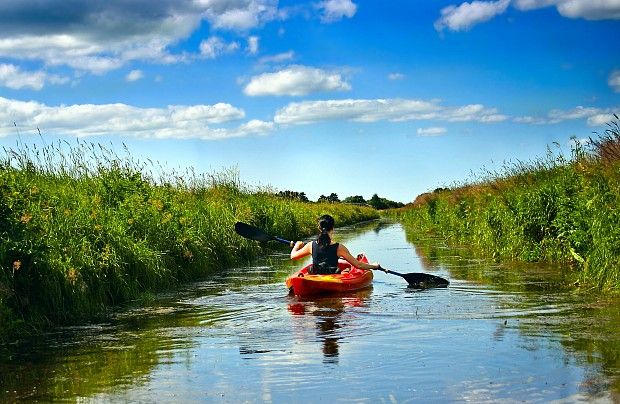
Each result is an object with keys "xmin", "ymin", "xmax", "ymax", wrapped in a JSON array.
[
  {"xmin": 1, "ymin": 221, "xmax": 620, "ymax": 402},
  {"xmin": 403, "ymin": 225, "xmax": 620, "ymax": 399},
  {"xmin": 288, "ymin": 289, "xmax": 372, "ymax": 364}
]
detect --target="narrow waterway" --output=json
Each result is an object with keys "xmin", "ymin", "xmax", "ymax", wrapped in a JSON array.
[{"xmin": 1, "ymin": 221, "xmax": 619, "ymax": 402}]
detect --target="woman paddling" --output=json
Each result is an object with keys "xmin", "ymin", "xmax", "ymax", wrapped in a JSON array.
[{"xmin": 290, "ymin": 214, "xmax": 380, "ymax": 274}]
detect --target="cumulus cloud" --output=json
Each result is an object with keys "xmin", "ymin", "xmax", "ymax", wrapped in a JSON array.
[
  {"xmin": 243, "ymin": 65, "xmax": 352, "ymax": 96},
  {"xmin": 0, "ymin": 63, "xmax": 69, "ymax": 90},
  {"xmin": 609, "ymin": 69, "xmax": 620, "ymax": 92},
  {"xmin": 274, "ymin": 98, "xmax": 507, "ymax": 125},
  {"xmin": 200, "ymin": 0, "xmax": 281, "ymax": 31},
  {"xmin": 435, "ymin": 0, "xmax": 510, "ymax": 31},
  {"xmin": 199, "ymin": 36, "xmax": 240, "ymax": 59},
  {"xmin": 514, "ymin": 0, "xmax": 620, "ymax": 19},
  {"xmin": 554, "ymin": 0, "xmax": 620, "ymax": 20},
  {"xmin": 514, "ymin": 105, "xmax": 620, "ymax": 126},
  {"xmin": 438, "ymin": 0, "xmax": 620, "ymax": 32},
  {"xmin": 0, "ymin": 96, "xmax": 273, "ymax": 140},
  {"xmin": 417, "ymin": 127, "xmax": 447, "ymax": 136},
  {"xmin": 317, "ymin": 0, "xmax": 358, "ymax": 23},
  {"xmin": 125, "ymin": 69, "xmax": 144, "ymax": 82},
  {"xmin": 0, "ymin": 0, "xmax": 283, "ymax": 74}
]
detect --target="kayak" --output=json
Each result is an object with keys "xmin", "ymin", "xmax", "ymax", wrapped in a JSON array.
[{"xmin": 286, "ymin": 253, "xmax": 373, "ymax": 297}]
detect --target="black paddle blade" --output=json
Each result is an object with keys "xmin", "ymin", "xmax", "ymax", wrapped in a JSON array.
[
  {"xmin": 401, "ymin": 272, "xmax": 449, "ymax": 289},
  {"xmin": 234, "ymin": 222, "xmax": 272, "ymax": 242}
]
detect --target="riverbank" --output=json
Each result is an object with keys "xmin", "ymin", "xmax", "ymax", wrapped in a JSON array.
[
  {"xmin": 0, "ymin": 141, "xmax": 379, "ymax": 342},
  {"xmin": 395, "ymin": 121, "xmax": 620, "ymax": 290}
]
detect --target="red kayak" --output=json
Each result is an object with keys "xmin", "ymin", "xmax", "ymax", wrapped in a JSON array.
[{"xmin": 286, "ymin": 253, "xmax": 373, "ymax": 297}]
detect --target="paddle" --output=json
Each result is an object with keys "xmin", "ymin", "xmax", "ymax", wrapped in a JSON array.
[
  {"xmin": 234, "ymin": 221, "xmax": 294, "ymax": 247},
  {"xmin": 234, "ymin": 222, "xmax": 450, "ymax": 288},
  {"xmin": 377, "ymin": 266, "xmax": 449, "ymax": 289}
]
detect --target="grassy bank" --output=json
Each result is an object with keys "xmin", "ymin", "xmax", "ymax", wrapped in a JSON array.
[
  {"xmin": 0, "ymin": 141, "xmax": 379, "ymax": 341},
  {"xmin": 396, "ymin": 120, "xmax": 620, "ymax": 290}
]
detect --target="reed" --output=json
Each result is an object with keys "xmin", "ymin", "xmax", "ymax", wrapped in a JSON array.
[
  {"xmin": 396, "ymin": 119, "xmax": 620, "ymax": 290},
  {"xmin": 0, "ymin": 140, "xmax": 379, "ymax": 341}
]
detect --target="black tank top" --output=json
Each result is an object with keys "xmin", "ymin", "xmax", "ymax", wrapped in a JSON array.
[{"xmin": 311, "ymin": 241, "xmax": 340, "ymax": 274}]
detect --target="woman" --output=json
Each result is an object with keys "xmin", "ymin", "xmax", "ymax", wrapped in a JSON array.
[{"xmin": 290, "ymin": 214, "xmax": 380, "ymax": 274}]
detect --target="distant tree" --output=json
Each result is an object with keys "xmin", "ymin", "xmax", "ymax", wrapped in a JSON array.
[
  {"xmin": 368, "ymin": 193, "xmax": 387, "ymax": 210},
  {"xmin": 343, "ymin": 195, "xmax": 366, "ymax": 204},
  {"xmin": 317, "ymin": 193, "xmax": 340, "ymax": 203},
  {"xmin": 368, "ymin": 193, "xmax": 404, "ymax": 210},
  {"xmin": 317, "ymin": 194, "xmax": 329, "ymax": 203},
  {"xmin": 277, "ymin": 190, "xmax": 309, "ymax": 202},
  {"xmin": 327, "ymin": 193, "xmax": 340, "ymax": 203}
]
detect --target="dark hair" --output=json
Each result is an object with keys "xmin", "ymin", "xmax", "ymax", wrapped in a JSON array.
[{"xmin": 316, "ymin": 214, "xmax": 335, "ymax": 247}]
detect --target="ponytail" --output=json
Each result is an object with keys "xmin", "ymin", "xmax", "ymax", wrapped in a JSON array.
[
  {"xmin": 316, "ymin": 214, "xmax": 335, "ymax": 247},
  {"xmin": 317, "ymin": 228, "xmax": 331, "ymax": 247}
]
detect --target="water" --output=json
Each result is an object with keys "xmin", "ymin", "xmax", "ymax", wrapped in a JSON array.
[{"xmin": 1, "ymin": 221, "xmax": 619, "ymax": 402}]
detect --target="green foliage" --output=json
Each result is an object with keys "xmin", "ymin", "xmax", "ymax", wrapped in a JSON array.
[
  {"xmin": 368, "ymin": 193, "xmax": 405, "ymax": 210},
  {"xmin": 317, "ymin": 192, "xmax": 340, "ymax": 203},
  {"xmin": 396, "ymin": 123, "xmax": 620, "ymax": 290},
  {"xmin": 276, "ymin": 190, "xmax": 309, "ymax": 202},
  {"xmin": 343, "ymin": 195, "xmax": 366, "ymax": 204},
  {"xmin": 0, "ymin": 141, "xmax": 379, "ymax": 342}
]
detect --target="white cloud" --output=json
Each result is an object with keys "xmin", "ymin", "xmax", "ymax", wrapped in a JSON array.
[
  {"xmin": 247, "ymin": 36, "xmax": 259, "ymax": 55},
  {"xmin": 388, "ymin": 72, "xmax": 406, "ymax": 80},
  {"xmin": 439, "ymin": 0, "xmax": 620, "ymax": 33},
  {"xmin": 199, "ymin": 36, "xmax": 240, "ymax": 59},
  {"xmin": 435, "ymin": 0, "xmax": 510, "ymax": 31},
  {"xmin": 125, "ymin": 69, "xmax": 144, "ymax": 82},
  {"xmin": 588, "ymin": 113, "xmax": 617, "ymax": 126},
  {"xmin": 0, "ymin": 1, "xmax": 283, "ymax": 74},
  {"xmin": 417, "ymin": 127, "xmax": 447, "ymax": 136},
  {"xmin": 243, "ymin": 65, "xmax": 351, "ymax": 96},
  {"xmin": 609, "ymin": 69, "xmax": 620, "ymax": 92},
  {"xmin": 317, "ymin": 0, "xmax": 358, "ymax": 23},
  {"xmin": 555, "ymin": 0, "xmax": 620, "ymax": 20},
  {"xmin": 274, "ymin": 98, "xmax": 507, "ymax": 125},
  {"xmin": 513, "ymin": 0, "xmax": 559, "ymax": 10},
  {"xmin": 258, "ymin": 51, "xmax": 295, "ymax": 65},
  {"xmin": 201, "ymin": 0, "xmax": 281, "ymax": 31},
  {"xmin": 514, "ymin": 105, "xmax": 620, "ymax": 126},
  {"xmin": 0, "ymin": 63, "xmax": 69, "ymax": 90},
  {"xmin": 0, "ymin": 96, "xmax": 273, "ymax": 140},
  {"xmin": 515, "ymin": 0, "xmax": 620, "ymax": 19}
]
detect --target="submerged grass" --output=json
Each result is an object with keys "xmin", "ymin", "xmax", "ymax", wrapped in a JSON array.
[
  {"xmin": 396, "ymin": 118, "xmax": 620, "ymax": 290},
  {"xmin": 0, "ymin": 140, "xmax": 379, "ymax": 342}
]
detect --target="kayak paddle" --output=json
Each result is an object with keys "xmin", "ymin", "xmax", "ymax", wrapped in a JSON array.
[
  {"xmin": 234, "ymin": 222, "xmax": 294, "ymax": 247},
  {"xmin": 377, "ymin": 266, "xmax": 449, "ymax": 289},
  {"xmin": 234, "ymin": 222, "xmax": 450, "ymax": 288}
]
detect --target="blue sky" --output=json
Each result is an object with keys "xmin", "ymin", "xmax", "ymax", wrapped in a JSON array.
[{"xmin": 0, "ymin": 0, "xmax": 619, "ymax": 202}]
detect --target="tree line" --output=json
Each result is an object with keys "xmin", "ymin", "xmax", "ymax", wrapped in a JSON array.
[{"xmin": 276, "ymin": 191, "xmax": 404, "ymax": 210}]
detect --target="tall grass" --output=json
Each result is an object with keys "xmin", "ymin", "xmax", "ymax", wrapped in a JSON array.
[
  {"xmin": 396, "ymin": 119, "xmax": 620, "ymax": 290},
  {"xmin": 0, "ymin": 140, "xmax": 379, "ymax": 341}
]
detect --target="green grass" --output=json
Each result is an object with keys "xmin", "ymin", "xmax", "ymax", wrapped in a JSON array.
[
  {"xmin": 395, "ymin": 120, "xmax": 620, "ymax": 290},
  {"xmin": 0, "ymin": 141, "xmax": 379, "ymax": 341}
]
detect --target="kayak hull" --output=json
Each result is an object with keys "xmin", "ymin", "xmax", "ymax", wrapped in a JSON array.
[{"xmin": 286, "ymin": 253, "xmax": 373, "ymax": 297}]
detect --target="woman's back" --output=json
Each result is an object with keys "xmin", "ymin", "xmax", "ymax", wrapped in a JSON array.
[{"xmin": 311, "ymin": 241, "xmax": 339, "ymax": 274}]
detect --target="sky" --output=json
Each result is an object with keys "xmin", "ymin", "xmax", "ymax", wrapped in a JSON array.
[{"xmin": 0, "ymin": 0, "xmax": 619, "ymax": 203}]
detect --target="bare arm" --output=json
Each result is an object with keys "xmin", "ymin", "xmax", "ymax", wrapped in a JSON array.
[
  {"xmin": 290, "ymin": 241, "xmax": 312, "ymax": 260},
  {"xmin": 337, "ymin": 244, "xmax": 380, "ymax": 270}
]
